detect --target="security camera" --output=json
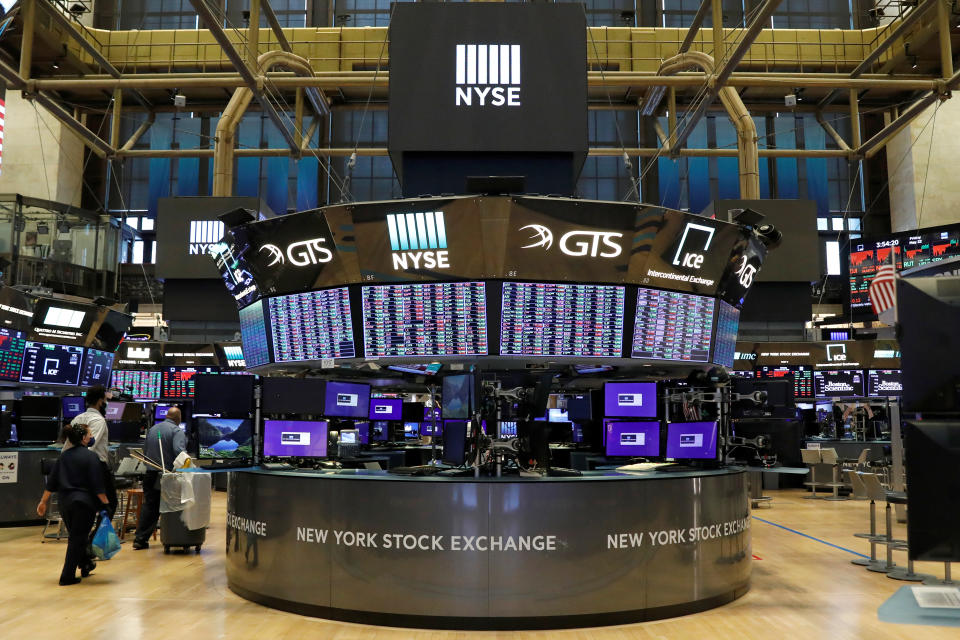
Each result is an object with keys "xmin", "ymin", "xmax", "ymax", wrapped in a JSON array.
[
  {"xmin": 784, "ymin": 94, "xmax": 797, "ymax": 107},
  {"xmin": 173, "ymin": 95, "xmax": 186, "ymax": 108},
  {"xmin": 755, "ymin": 223, "xmax": 783, "ymax": 250}
]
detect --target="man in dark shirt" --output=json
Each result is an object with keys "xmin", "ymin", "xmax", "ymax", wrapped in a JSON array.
[
  {"xmin": 133, "ymin": 407, "xmax": 187, "ymax": 550},
  {"xmin": 38, "ymin": 423, "xmax": 110, "ymax": 585}
]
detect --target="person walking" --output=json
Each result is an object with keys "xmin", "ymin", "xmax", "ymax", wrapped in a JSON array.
[
  {"xmin": 37, "ymin": 422, "xmax": 110, "ymax": 585},
  {"xmin": 133, "ymin": 407, "xmax": 186, "ymax": 550},
  {"xmin": 63, "ymin": 386, "xmax": 117, "ymax": 517}
]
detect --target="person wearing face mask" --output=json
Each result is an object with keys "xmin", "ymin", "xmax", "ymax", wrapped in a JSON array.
[
  {"xmin": 38, "ymin": 422, "xmax": 110, "ymax": 585},
  {"xmin": 62, "ymin": 386, "xmax": 116, "ymax": 517}
]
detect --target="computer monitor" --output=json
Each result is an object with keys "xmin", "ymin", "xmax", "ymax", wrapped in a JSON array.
[
  {"xmin": 906, "ymin": 421, "xmax": 960, "ymax": 561},
  {"xmin": 107, "ymin": 422, "xmax": 142, "ymax": 442},
  {"xmin": 260, "ymin": 377, "xmax": 325, "ymax": 415},
  {"xmin": 104, "ymin": 401, "xmax": 125, "ymax": 421},
  {"xmin": 154, "ymin": 403, "xmax": 173, "ymax": 421},
  {"xmin": 605, "ymin": 421, "xmax": 660, "ymax": 457},
  {"xmin": 371, "ymin": 421, "xmax": 389, "ymax": 441},
  {"xmin": 547, "ymin": 408, "xmax": 569, "ymax": 423},
  {"xmin": 355, "ymin": 422, "xmax": 370, "ymax": 445},
  {"xmin": 21, "ymin": 396, "xmax": 61, "ymax": 418},
  {"xmin": 665, "ymin": 422, "xmax": 718, "ymax": 460},
  {"xmin": 498, "ymin": 421, "xmax": 518, "ymax": 439},
  {"xmin": 442, "ymin": 420, "xmax": 469, "ymax": 466},
  {"xmin": 442, "ymin": 374, "xmax": 474, "ymax": 419},
  {"xmin": 401, "ymin": 402, "xmax": 425, "ymax": 422},
  {"xmin": 263, "ymin": 420, "xmax": 328, "ymax": 457},
  {"xmin": 566, "ymin": 393, "xmax": 593, "ymax": 422},
  {"xmin": 403, "ymin": 422, "xmax": 420, "ymax": 438},
  {"xmin": 339, "ymin": 429, "xmax": 358, "ymax": 445},
  {"xmin": 421, "ymin": 421, "xmax": 443, "ymax": 437},
  {"xmin": 547, "ymin": 421, "xmax": 574, "ymax": 443},
  {"xmin": 369, "ymin": 398, "xmax": 402, "ymax": 421},
  {"xmin": 61, "ymin": 396, "xmax": 84, "ymax": 420},
  {"xmin": 194, "ymin": 374, "xmax": 255, "ymax": 416},
  {"xmin": 323, "ymin": 381, "xmax": 371, "ymax": 418},
  {"xmin": 16, "ymin": 418, "xmax": 59, "ymax": 443},
  {"xmin": 604, "ymin": 382, "xmax": 658, "ymax": 418},
  {"xmin": 195, "ymin": 417, "xmax": 253, "ymax": 458}
]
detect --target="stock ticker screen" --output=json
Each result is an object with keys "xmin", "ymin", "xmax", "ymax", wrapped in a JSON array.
[
  {"xmin": 361, "ymin": 282, "xmax": 487, "ymax": 358},
  {"xmin": 111, "ymin": 370, "xmax": 162, "ymax": 400},
  {"xmin": 268, "ymin": 288, "xmax": 356, "ymax": 361},
  {"xmin": 161, "ymin": 367, "xmax": 219, "ymax": 399},
  {"xmin": 499, "ymin": 282, "xmax": 624, "ymax": 358},
  {"xmin": 79, "ymin": 348, "xmax": 115, "ymax": 387},
  {"xmin": 0, "ymin": 327, "xmax": 27, "ymax": 381},
  {"xmin": 759, "ymin": 365, "xmax": 814, "ymax": 399},
  {"xmin": 712, "ymin": 301, "xmax": 740, "ymax": 368},
  {"xmin": 19, "ymin": 342, "xmax": 85, "ymax": 385},
  {"xmin": 238, "ymin": 300, "xmax": 270, "ymax": 368},
  {"xmin": 631, "ymin": 288, "xmax": 715, "ymax": 362}
]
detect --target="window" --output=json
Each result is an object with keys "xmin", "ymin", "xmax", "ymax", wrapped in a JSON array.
[
  {"xmin": 825, "ymin": 240, "xmax": 841, "ymax": 275},
  {"xmin": 578, "ymin": 111, "xmax": 640, "ymax": 201},
  {"xmin": 329, "ymin": 111, "xmax": 400, "ymax": 202}
]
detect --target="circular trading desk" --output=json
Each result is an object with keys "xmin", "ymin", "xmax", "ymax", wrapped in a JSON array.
[{"xmin": 225, "ymin": 467, "xmax": 751, "ymax": 630}]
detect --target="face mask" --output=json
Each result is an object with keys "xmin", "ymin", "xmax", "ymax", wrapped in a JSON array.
[{"xmin": 87, "ymin": 436, "xmax": 96, "ymax": 447}]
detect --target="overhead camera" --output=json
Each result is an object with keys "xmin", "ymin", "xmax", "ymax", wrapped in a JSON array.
[{"xmin": 754, "ymin": 223, "xmax": 783, "ymax": 249}]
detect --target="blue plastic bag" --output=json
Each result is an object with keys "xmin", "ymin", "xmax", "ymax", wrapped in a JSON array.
[{"xmin": 91, "ymin": 510, "xmax": 121, "ymax": 560}]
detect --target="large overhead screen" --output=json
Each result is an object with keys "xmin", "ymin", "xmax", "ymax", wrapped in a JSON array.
[
  {"xmin": 361, "ymin": 282, "xmax": 487, "ymax": 358},
  {"xmin": 712, "ymin": 301, "xmax": 740, "ymax": 368},
  {"xmin": 631, "ymin": 288, "xmax": 715, "ymax": 362},
  {"xmin": 267, "ymin": 288, "xmax": 356, "ymax": 361},
  {"xmin": 239, "ymin": 300, "xmax": 271, "ymax": 368},
  {"xmin": 0, "ymin": 327, "xmax": 27, "ymax": 381},
  {"xmin": 500, "ymin": 282, "xmax": 624, "ymax": 358},
  {"xmin": 19, "ymin": 342, "xmax": 85, "ymax": 385},
  {"xmin": 813, "ymin": 370, "xmax": 865, "ymax": 398}
]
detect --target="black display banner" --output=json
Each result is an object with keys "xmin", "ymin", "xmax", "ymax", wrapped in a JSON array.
[
  {"xmin": 0, "ymin": 285, "xmax": 35, "ymax": 333},
  {"xmin": 503, "ymin": 197, "xmax": 634, "ymax": 282}
]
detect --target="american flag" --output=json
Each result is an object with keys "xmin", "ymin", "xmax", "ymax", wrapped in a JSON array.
[{"xmin": 869, "ymin": 263, "xmax": 897, "ymax": 316}]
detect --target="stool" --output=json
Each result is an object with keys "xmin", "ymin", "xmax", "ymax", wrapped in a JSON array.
[
  {"xmin": 820, "ymin": 448, "xmax": 849, "ymax": 501},
  {"xmin": 801, "ymin": 449, "xmax": 822, "ymax": 499},
  {"xmin": 120, "ymin": 489, "xmax": 157, "ymax": 541},
  {"xmin": 846, "ymin": 469, "xmax": 868, "ymax": 500},
  {"xmin": 851, "ymin": 473, "xmax": 889, "ymax": 571},
  {"xmin": 924, "ymin": 563, "xmax": 957, "ymax": 586},
  {"xmin": 884, "ymin": 492, "xmax": 935, "ymax": 582}
]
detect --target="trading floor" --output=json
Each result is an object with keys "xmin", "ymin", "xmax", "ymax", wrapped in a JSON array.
[{"xmin": 1, "ymin": 488, "xmax": 953, "ymax": 640}]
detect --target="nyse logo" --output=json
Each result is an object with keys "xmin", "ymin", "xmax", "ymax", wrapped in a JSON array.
[
  {"xmin": 672, "ymin": 222, "xmax": 716, "ymax": 270},
  {"xmin": 259, "ymin": 238, "xmax": 333, "ymax": 268},
  {"xmin": 734, "ymin": 255, "xmax": 758, "ymax": 288},
  {"xmin": 388, "ymin": 212, "xmax": 449, "ymax": 270},
  {"xmin": 189, "ymin": 220, "xmax": 225, "ymax": 255},
  {"xmin": 519, "ymin": 225, "xmax": 623, "ymax": 258},
  {"xmin": 455, "ymin": 44, "xmax": 521, "ymax": 107},
  {"xmin": 826, "ymin": 344, "xmax": 848, "ymax": 362}
]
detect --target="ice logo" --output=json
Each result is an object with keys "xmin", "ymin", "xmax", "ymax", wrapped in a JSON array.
[{"xmin": 520, "ymin": 224, "xmax": 553, "ymax": 250}]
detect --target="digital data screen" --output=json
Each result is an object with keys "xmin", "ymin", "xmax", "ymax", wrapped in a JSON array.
[
  {"xmin": 361, "ymin": 282, "xmax": 487, "ymax": 358},
  {"xmin": 712, "ymin": 301, "xmax": 740, "ymax": 368},
  {"xmin": 604, "ymin": 382, "xmax": 658, "ymax": 418},
  {"xmin": 263, "ymin": 420, "xmax": 328, "ymax": 457},
  {"xmin": 111, "ymin": 370, "xmax": 162, "ymax": 400},
  {"xmin": 499, "ymin": 282, "xmax": 624, "ymax": 358},
  {"xmin": 868, "ymin": 369, "xmax": 902, "ymax": 397},
  {"xmin": 19, "ymin": 342, "xmax": 84, "ymax": 385},
  {"xmin": 631, "ymin": 288, "xmax": 715, "ymax": 362},
  {"xmin": 0, "ymin": 327, "xmax": 27, "ymax": 381},
  {"xmin": 813, "ymin": 370, "xmax": 865, "ymax": 398},
  {"xmin": 605, "ymin": 422, "xmax": 660, "ymax": 457},
  {"xmin": 161, "ymin": 367, "xmax": 219, "ymax": 399},
  {"xmin": 239, "ymin": 300, "xmax": 271, "ymax": 367},
  {"xmin": 268, "ymin": 288, "xmax": 356, "ymax": 361},
  {"xmin": 665, "ymin": 422, "xmax": 718, "ymax": 459},
  {"xmin": 759, "ymin": 366, "xmax": 814, "ymax": 400},
  {"xmin": 79, "ymin": 348, "xmax": 115, "ymax": 387}
]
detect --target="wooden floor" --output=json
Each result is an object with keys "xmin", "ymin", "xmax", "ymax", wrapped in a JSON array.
[{"xmin": 1, "ymin": 488, "xmax": 955, "ymax": 639}]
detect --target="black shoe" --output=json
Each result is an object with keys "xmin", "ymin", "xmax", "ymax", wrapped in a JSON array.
[
  {"xmin": 59, "ymin": 576, "xmax": 81, "ymax": 586},
  {"xmin": 132, "ymin": 541, "xmax": 149, "ymax": 550},
  {"xmin": 81, "ymin": 562, "xmax": 96, "ymax": 578}
]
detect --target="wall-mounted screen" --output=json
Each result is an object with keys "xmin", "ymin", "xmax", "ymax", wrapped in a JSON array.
[
  {"xmin": 665, "ymin": 422, "xmax": 717, "ymax": 459},
  {"xmin": 867, "ymin": 369, "xmax": 902, "ymax": 397},
  {"xmin": 603, "ymin": 382, "xmax": 658, "ymax": 418},
  {"xmin": 712, "ymin": 301, "xmax": 740, "ymax": 368},
  {"xmin": 79, "ymin": 348, "xmax": 115, "ymax": 387},
  {"xmin": 161, "ymin": 367, "xmax": 219, "ymax": 399},
  {"xmin": 631, "ymin": 288, "xmax": 715, "ymax": 362},
  {"xmin": 268, "ymin": 288, "xmax": 356, "ymax": 361},
  {"xmin": 111, "ymin": 370, "xmax": 162, "ymax": 400},
  {"xmin": 19, "ymin": 342, "xmax": 84, "ymax": 385},
  {"xmin": 362, "ymin": 282, "xmax": 487, "ymax": 358},
  {"xmin": 369, "ymin": 398, "xmax": 402, "ymax": 421},
  {"xmin": 758, "ymin": 365, "xmax": 814, "ymax": 400},
  {"xmin": 323, "ymin": 381, "xmax": 370, "ymax": 418},
  {"xmin": 0, "ymin": 327, "xmax": 27, "ymax": 381},
  {"xmin": 605, "ymin": 421, "xmax": 660, "ymax": 457},
  {"xmin": 813, "ymin": 370, "xmax": 865, "ymax": 398},
  {"xmin": 499, "ymin": 282, "xmax": 624, "ymax": 358}
]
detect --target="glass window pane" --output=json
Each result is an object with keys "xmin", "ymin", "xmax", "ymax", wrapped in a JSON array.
[
  {"xmin": 132, "ymin": 241, "xmax": 144, "ymax": 265},
  {"xmin": 848, "ymin": 218, "xmax": 861, "ymax": 231},
  {"xmin": 817, "ymin": 218, "xmax": 828, "ymax": 231},
  {"xmin": 825, "ymin": 241, "xmax": 841, "ymax": 275},
  {"xmin": 141, "ymin": 218, "xmax": 155, "ymax": 232},
  {"xmin": 125, "ymin": 216, "xmax": 139, "ymax": 230},
  {"xmin": 831, "ymin": 217, "xmax": 845, "ymax": 231}
]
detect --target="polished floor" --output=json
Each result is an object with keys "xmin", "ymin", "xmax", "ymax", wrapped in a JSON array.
[{"xmin": 1, "ymin": 488, "xmax": 955, "ymax": 640}]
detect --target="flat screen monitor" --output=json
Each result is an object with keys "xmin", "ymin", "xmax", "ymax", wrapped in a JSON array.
[
  {"xmin": 906, "ymin": 421, "xmax": 960, "ymax": 562},
  {"xmin": 369, "ymin": 398, "xmax": 402, "ymax": 421},
  {"xmin": 323, "ymin": 381, "xmax": 370, "ymax": 418},
  {"xmin": 566, "ymin": 393, "xmax": 592, "ymax": 422},
  {"xmin": 631, "ymin": 288, "xmax": 715, "ymax": 362},
  {"xmin": 110, "ymin": 370, "xmax": 162, "ymax": 401},
  {"xmin": 104, "ymin": 401, "xmax": 125, "ymax": 421},
  {"xmin": 424, "ymin": 406, "xmax": 442, "ymax": 422},
  {"xmin": 260, "ymin": 377, "xmax": 326, "ymax": 414},
  {"xmin": 605, "ymin": 421, "xmax": 660, "ymax": 457},
  {"xmin": 161, "ymin": 367, "xmax": 219, "ymax": 400},
  {"xmin": 387, "ymin": 363, "xmax": 442, "ymax": 376},
  {"xmin": 21, "ymin": 395, "xmax": 61, "ymax": 418},
  {"xmin": 813, "ymin": 370, "xmax": 865, "ymax": 398},
  {"xmin": 499, "ymin": 282, "xmax": 625, "ymax": 358},
  {"xmin": 194, "ymin": 374, "xmax": 255, "ymax": 416},
  {"xmin": 108, "ymin": 422, "xmax": 141, "ymax": 442},
  {"xmin": 547, "ymin": 421, "xmax": 573, "ymax": 443},
  {"xmin": 268, "ymin": 288, "xmax": 357, "ymax": 361},
  {"xmin": 195, "ymin": 417, "xmax": 253, "ymax": 458},
  {"xmin": 712, "ymin": 301, "xmax": 740, "ymax": 368},
  {"xmin": 16, "ymin": 418, "xmax": 59, "ymax": 443},
  {"xmin": 403, "ymin": 422, "xmax": 420, "ymax": 438},
  {"xmin": 867, "ymin": 369, "xmax": 902, "ymax": 397},
  {"xmin": 0, "ymin": 327, "xmax": 27, "ymax": 381},
  {"xmin": 371, "ymin": 421, "xmax": 389, "ymax": 441},
  {"xmin": 604, "ymin": 382, "xmax": 658, "ymax": 418},
  {"xmin": 665, "ymin": 422, "xmax": 718, "ymax": 460},
  {"xmin": 442, "ymin": 420, "xmax": 469, "ymax": 466},
  {"xmin": 238, "ymin": 300, "xmax": 271, "ymax": 368},
  {"xmin": 355, "ymin": 422, "xmax": 370, "ymax": 445},
  {"xmin": 263, "ymin": 420, "xmax": 328, "ymax": 458},
  {"xmin": 498, "ymin": 421, "xmax": 517, "ymax": 438},
  {"xmin": 19, "ymin": 342, "xmax": 84, "ymax": 386},
  {"xmin": 155, "ymin": 403, "xmax": 173, "ymax": 421},
  {"xmin": 361, "ymin": 282, "xmax": 487, "ymax": 357},
  {"xmin": 339, "ymin": 429, "xmax": 358, "ymax": 445},
  {"xmin": 400, "ymin": 402, "xmax": 424, "ymax": 422},
  {"xmin": 61, "ymin": 396, "xmax": 85, "ymax": 419},
  {"xmin": 547, "ymin": 408, "xmax": 569, "ymax": 423},
  {"xmin": 79, "ymin": 348, "xmax": 115, "ymax": 387},
  {"xmin": 442, "ymin": 374, "xmax": 474, "ymax": 419},
  {"xmin": 421, "ymin": 421, "xmax": 442, "ymax": 436},
  {"xmin": 759, "ymin": 365, "xmax": 814, "ymax": 399}
]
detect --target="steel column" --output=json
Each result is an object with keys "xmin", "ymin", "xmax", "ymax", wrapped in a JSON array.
[
  {"xmin": 938, "ymin": 0, "xmax": 954, "ymax": 79},
  {"xmin": 679, "ymin": 1, "xmax": 712, "ymax": 54},
  {"xmin": 19, "ymin": 0, "xmax": 34, "ymax": 81}
]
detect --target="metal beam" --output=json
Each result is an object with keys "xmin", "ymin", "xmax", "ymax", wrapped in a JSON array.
[
  {"xmin": 121, "ymin": 113, "xmax": 155, "ymax": 151},
  {"xmin": 260, "ymin": 0, "xmax": 329, "ymax": 116},
  {"xmin": 679, "ymin": 1, "xmax": 712, "ymax": 54},
  {"xmin": 712, "ymin": 0, "xmax": 724, "ymax": 58},
  {"xmin": 670, "ymin": 0, "xmax": 785, "ymax": 153},
  {"xmin": 187, "ymin": 0, "xmax": 299, "ymax": 151},
  {"xmin": 19, "ymin": 0, "xmax": 35, "ymax": 80},
  {"xmin": 938, "ymin": 0, "xmax": 954, "ymax": 80}
]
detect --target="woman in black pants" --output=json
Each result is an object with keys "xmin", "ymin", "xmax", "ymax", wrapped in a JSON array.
[{"xmin": 37, "ymin": 422, "xmax": 110, "ymax": 585}]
